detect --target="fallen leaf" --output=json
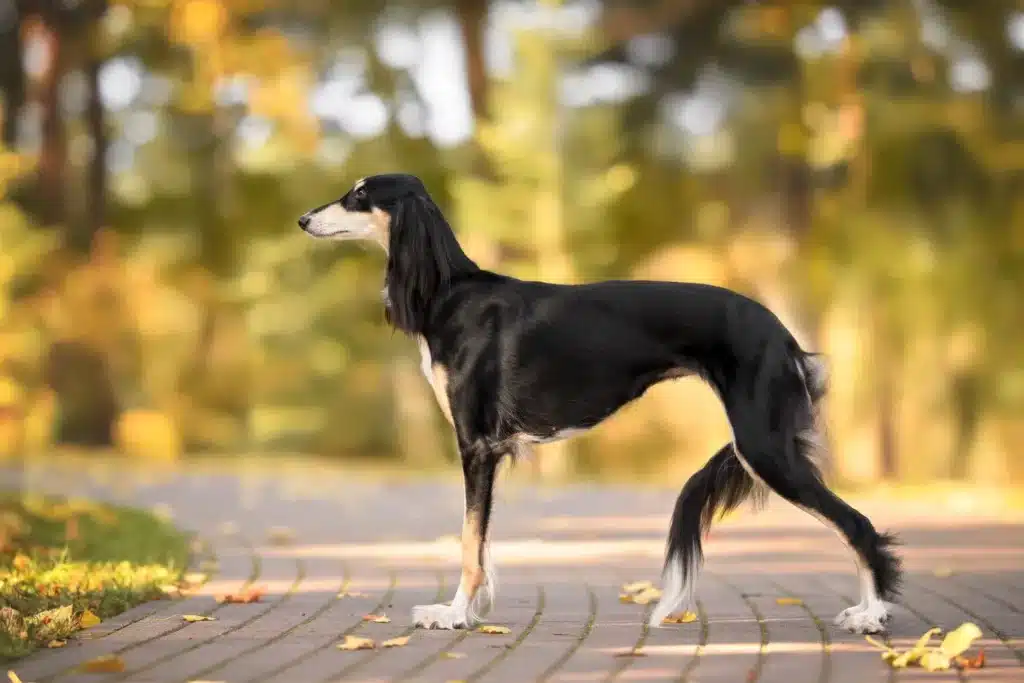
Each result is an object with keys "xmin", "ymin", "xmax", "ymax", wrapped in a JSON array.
[
  {"xmin": 663, "ymin": 611, "xmax": 698, "ymax": 624},
  {"xmin": 158, "ymin": 584, "xmax": 182, "ymax": 596},
  {"xmin": 46, "ymin": 640, "xmax": 67, "ymax": 648},
  {"xmin": 621, "ymin": 580, "xmax": 654, "ymax": 594},
  {"xmin": 956, "ymin": 649, "xmax": 985, "ymax": 669},
  {"xmin": 362, "ymin": 614, "xmax": 391, "ymax": 623},
  {"xmin": 337, "ymin": 591, "xmax": 368, "ymax": 599},
  {"xmin": 938, "ymin": 622, "xmax": 983, "ymax": 658},
  {"xmin": 920, "ymin": 650, "xmax": 952, "ymax": 672},
  {"xmin": 8, "ymin": 672, "xmax": 23, "ymax": 683},
  {"xmin": 619, "ymin": 587, "xmax": 662, "ymax": 605},
  {"xmin": 476, "ymin": 625, "xmax": 511, "ymax": 635},
  {"xmin": 182, "ymin": 615, "xmax": 216, "ymax": 622},
  {"xmin": 614, "ymin": 648, "xmax": 646, "ymax": 658},
  {"xmin": 775, "ymin": 597, "xmax": 804, "ymax": 606},
  {"xmin": 441, "ymin": 652, "xmax": 467, "ymax": 659},
  {"xmin": 932, "ymin": 567, "xmax": 954, "ymax": 578},
  {"xmin": 78, "ymin": 655, "xmax": 126, "ymax": 673},
  {"xmin": 382, "ymin": 636, "xmax": 410, "ymax": 648},
  {"xmin": 216, "ymin": 586, "xmax": 266, "ymax": 604},
  {"xmin": 337, "ymin": 635, "xmax": 376, "ymax": 651},
  {"xmin": 79, "ymin": 610, "xmax": 101, "ymax": 628},
  {"xmin": 266, "ymin": 526, "xmax": 295, "ymax": 545}
]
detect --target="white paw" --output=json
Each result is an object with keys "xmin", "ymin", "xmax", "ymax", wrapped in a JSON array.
[
  {"xmin": 835, "ymin": 602, "xmax": 890, "ymax": 634},
  {"xmin": 833, "ymin": 602, "xmax": 866, "ymax": 627},
  {"xmin": 412, "ymin": 602, "xmax": 471, "ymax": 630}
]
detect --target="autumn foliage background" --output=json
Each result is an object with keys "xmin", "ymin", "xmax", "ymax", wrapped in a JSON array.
[{"xmin": 0, "ymin": 0, "xmax": 1022, "ymax": 487}]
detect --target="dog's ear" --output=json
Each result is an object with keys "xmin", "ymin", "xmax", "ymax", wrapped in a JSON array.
[{"xmin": 385, "ymin": 193, "xmax": 476, "ymax": 333}]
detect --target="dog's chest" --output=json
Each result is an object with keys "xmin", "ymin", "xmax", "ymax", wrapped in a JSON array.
[{"xmin": 417, "ymin": 337, "xmax": 454, "ymax": 425}]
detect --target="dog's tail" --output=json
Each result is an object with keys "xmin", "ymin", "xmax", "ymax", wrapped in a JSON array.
[{"xmin": 648, "ymin": 443, "xmax": 766, "ymax": 627}]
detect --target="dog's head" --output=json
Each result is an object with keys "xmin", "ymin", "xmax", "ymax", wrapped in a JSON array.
[{"xmin": 297, "ymin": 173, "xmax": 427, "ymax": 250}]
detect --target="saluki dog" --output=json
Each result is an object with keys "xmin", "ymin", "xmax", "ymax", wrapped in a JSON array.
[{"xmin": 298, "ymin": 173, "xmax": 902, "ymax": 635}]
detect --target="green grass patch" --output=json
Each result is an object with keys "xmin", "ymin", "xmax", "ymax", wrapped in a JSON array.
[{"xmin": 0, "ymin": 492, "xmax": 190, "ymax": 661}]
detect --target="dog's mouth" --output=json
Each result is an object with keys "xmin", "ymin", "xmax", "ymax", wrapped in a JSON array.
[{"xmin": 298, "ymin": 205, "xmax": 372, "ymax": 240}]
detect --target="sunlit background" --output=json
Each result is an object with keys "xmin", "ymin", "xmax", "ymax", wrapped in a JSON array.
[{"xmin": 0, "ymin": 0, "xmax": 1022, "ymax": 488}]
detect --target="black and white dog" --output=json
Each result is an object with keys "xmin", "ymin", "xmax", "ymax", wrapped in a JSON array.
[{"xmin": 298, "ymin": 173, "xmax": 902, "ymax": 634}]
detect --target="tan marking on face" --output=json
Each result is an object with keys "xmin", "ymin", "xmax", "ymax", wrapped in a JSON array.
[
  {"xmin": 458, "ymin": 510, "xmax": 485, "ymax": 598},
  {"xmin": 354, "ymin": 177, "xmax": 366, "ymax": 190},
  {"xmin": 369, "ymin": 207, "xmax": 390, "ymax": 252}
]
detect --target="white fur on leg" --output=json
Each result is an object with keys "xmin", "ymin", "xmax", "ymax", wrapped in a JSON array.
[
  {"xmin": 412, "ymin": 548, "xmax": 496, "ymax": 630},
  {"xmin": 834, "ymin": 562, "xmax": 891, "ymax": 634},
  {"xmin": 648, "ymin": 551, "xmax": 698, "ymax": 628}
]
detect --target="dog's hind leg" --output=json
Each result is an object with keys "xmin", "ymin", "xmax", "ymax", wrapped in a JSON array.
[
  {"xmin": 412, "ymin": 441, "xmax": 499, "ymax": 629},
  {"xmin": 649, "ymin": 443, "xmax": 767, "ymax": 627},
  {"xmin": 727, "ymin": 396, "xmax": 902, "ymax": 634}
]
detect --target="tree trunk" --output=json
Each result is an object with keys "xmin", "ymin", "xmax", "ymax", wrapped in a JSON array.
[
  {"xmin": 0, "ymin": 1, "xmax": 25, "ymax": 148},
  {"xmin": 78, "ymin": 25, "xmax": 106, "ymax": 250},
  {"xmin": 454, "ymin": 0, "xmax": 489, "ymax": 121},
  {"xmin": 36, "ymin": 17, "xmax": 66, "ymax": 226}
]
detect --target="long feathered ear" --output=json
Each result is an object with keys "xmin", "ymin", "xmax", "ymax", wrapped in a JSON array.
[{"xmin": 385, "ymin": 193, "xmax": 477, "ymax": 334}]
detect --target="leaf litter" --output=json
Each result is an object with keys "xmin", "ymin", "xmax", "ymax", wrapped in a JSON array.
[
  {"xmin": 866, "ymin": 622, "xmax": 985, "ymax": 671},
  {"xmin": 663, "ymin": 611, "xmax": 698, "ymax": 624},
  {"xmin": 336, "ymin": 634, "xmax": 412, "ymax": 651},
  {"xmin": 619, "ymin": 580, "xmax": 662, "ymax": 605},
  {"xmin": 215, "ymin": 586, "xmax": 266, "ymax": 604},
  {"xmin": 476, "ymin": 625, "xmax": 511, "ymax": 635},
  {"xmin": 362, "ymin": 613, "xmax": 391, "ymax": 623}
]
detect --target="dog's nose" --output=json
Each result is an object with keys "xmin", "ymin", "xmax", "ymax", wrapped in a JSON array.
[{"xmin": 298, "ymin": 214, "xmax": 311, "ymax": 230}]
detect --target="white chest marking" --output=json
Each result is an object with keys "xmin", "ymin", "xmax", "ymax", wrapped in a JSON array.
[{"xmin": 417, "ymin": 337, "xmax": 454, "ymax": 425}]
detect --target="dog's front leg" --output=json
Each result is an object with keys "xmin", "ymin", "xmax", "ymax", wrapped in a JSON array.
[{"xmin": 412, "ymin": 443, "xmax": 498, "ymax": 629}]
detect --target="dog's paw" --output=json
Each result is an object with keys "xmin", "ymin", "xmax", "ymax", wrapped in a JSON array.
[
  {"xmin": 835, "ymin": 602, "xmax": 890, "ymax": 634},
  {"xmin": 412, "ymin": 602, "xmax": 471, "ymax": 630}
]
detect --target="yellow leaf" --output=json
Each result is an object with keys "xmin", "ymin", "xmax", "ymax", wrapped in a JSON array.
[
  {"xmin": 183, "ymin": 572, "xmax": 208, "ymax": 585},
  {"xmin": 46, "ymin": 640, "xmax": 67, "ymax": 648},
  {"xmin": 382, "ymin": 636, "xmax": 410, "ymax": 648},
  {"xmin": 920, "ymin": 650, "xmax": 952, "ymax": 671},
  {"xmin": 621, "ymin": 580, "xmax": 654, "ymax": 594},
  {"xmin": 938, "ymin": 622, "xmax": 983, "ymax": 658},
  {"xmin": 441, "ymin": 652, "xmax": 467, "ymax": 659},
  {"xmin": 337, "ymin": 635, "xmax": 375, "ymax": 651},
  {"xmin": 8, "ymin": 672, "xmax": 23, "ymax": 683},
  {"xmin": 79, "ymin": 610, "xmax": 101, "ymax": 628},
  {"xmin": 182, "ymin": 615, "xmax": 216, "ymax": 622},
  {"xmin": 775, "ymin": 597, "xmax": 804, "ymax": 606},
  {"xmin": 614, "ymin": 648, "xmax": 647, "ymax": 658},
  {"xmin": 476, "ymin": 625, "xmax": 511, "ymax": 635},
  {"xmin": 663, "ymin": 611, "xmax": 698, "ymax": 624},
  {"xmin": 78, "ymin": 655, "xmax": 126, "ymax": 673},
  {"xmin": 362, "ymin": 614, "xmax": 390, "ymax": 623},
  {"xmin": 619, "ymin": 587, "xmax": 662, "ymax": 605},
  {"xmin": 337, "ymin": 591, "xmax": 368, "ymax": 599}
]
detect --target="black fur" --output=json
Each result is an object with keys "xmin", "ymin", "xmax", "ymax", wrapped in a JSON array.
[{"xmin": 299, "ymin": 173, "xmax": 904, "ymax": 630}]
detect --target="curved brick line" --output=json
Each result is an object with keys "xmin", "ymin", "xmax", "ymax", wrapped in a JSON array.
[
  {"xmin": 911, "ymin": 578, "xmax": 1024, "ymax": 666},
  {"xmin": 715, "ymin": 575, "xmax": 768, "ymax": 683},
  {"xmin": 119, "ymin": 554, "xmax": 305, "ymax": 683},
  {"xmin": 811, "ymin": 577, "xmax": 895, "ymax": 683},
  {"xmin": 950, "ymin": 576, "xmax": 1022, "ymax": 615},
  {"xmin": 675, "ymin": 599, "xmax": 709, "ymax": 683},
  {"xmin": 325, "ymin": 569, "xmax": 445, "ymax": 683},
  {"xmin": 189, "ymin": 561, "xmax": 353, "ymax": 683},
  {"xmin": 604, "ymin": 594, "xmax": 656, "ymax": 682},
  {"xmin": 252, "ymin": 568, "xmax": 398, "ymax": 683},
  {"xmin": 464, "ymin": 583, "xmax": 546, "ymax": 683},
  {"xmin": 770, "ymin": 579, "xmax": 831, "ymax": 683},
  {"xmin": 40, "ymin": 535, "xmax": 258, "ymax": 683},
  {"xmin": 391, "ymin": 587, "xmax": 496, "ymax": 682},
  {"xmin": 536, "ymin": 584, "xmax": 598, "ymax": 683}
]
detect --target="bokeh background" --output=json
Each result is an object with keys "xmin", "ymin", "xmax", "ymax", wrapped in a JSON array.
[{"xmin": 0, "ymin": 0, "xmax": 1021, "ymax": 487}]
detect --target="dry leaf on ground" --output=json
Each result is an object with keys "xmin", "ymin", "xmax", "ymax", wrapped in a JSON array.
[
  {"xmin": 382, "ymin": 636, "xmax": 410, "ymax": 648},
  {"xmin": 337, "ymin": 635, "xmax": 376, "ymax": 651},
  {"xmin": 866, "ymin": 622, "xmax": 984, "ymax": 671},
  {"xmin": 621, "ymin": 580, "xmax": 654, "ymax": 594},
  {"xmin": 362, "ymin": 613, "xmax": 390, "ymax": 623},
  {"xmin": 663, "ymin": 611, "xmax": 698, "ymax": 624},
  {"xmin": 216, "ymin": 586, "xmax": 266, "ymax": 604},
  {"xmin": 79, "ymin": 610, "xmax": 101, "ymax": 628},
  {"xmin": 614, "ymin": 648, "xmax": 646, "ymax": 658},
  {"xmin": 78, "ymin": 655, "xmax": 126, "ymax": 673},
  {"xmin": 476, "ymin": 625, "xmax": 511, "ymax": 635},
  {"xmin": 619, "ymin": 580, "xmax": 662, "ymax": 605},
  {"xmin": 46, "ymin": 640, "xmax": 67, "ymax": 648},
  {"xmin": 441, "ymin": 652, "xmax": 467, "ymax": 659},
  {"xmin": 337, "ymin": 590, "xmax": 368, "ymax": 599},
  {"xmin": 956, "ymin": 649, "xmax": 985, "ymax": 669},
  {"xmin": 8, "ymin": 672, "xmax": 24, "ymax": 683},
  {"xmin": 775, "ymin": 597, "xmax": 804, "ymax": 606},
  {"xmin": 182, "ymin": 572, "xmax": 208, "ymax": 585},
  {"xmin": 182, "ymin": 615, "xmax": 216, "ymax": 622}
]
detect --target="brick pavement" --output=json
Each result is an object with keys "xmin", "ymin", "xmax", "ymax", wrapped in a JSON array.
[{"xmin": 3, "ymin": 459, "xmax": 1023, "ymax": 683}]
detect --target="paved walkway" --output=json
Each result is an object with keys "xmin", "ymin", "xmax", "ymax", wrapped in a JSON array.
[{"xmin": 3, "ymin": 459, "xmax": 1023, "ymax": 683}]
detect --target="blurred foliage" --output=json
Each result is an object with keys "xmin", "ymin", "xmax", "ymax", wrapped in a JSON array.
[{"xmin": 0, "ymin": 0, "xmax": 1021, "ymax": 485}]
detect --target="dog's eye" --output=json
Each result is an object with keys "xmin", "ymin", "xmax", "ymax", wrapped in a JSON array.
[{"xmin": 354, "ymin": 187, "xmax": 367, "ymax": 199}]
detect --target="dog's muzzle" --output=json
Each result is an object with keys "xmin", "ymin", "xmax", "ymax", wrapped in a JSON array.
[{"xmin": 298, "ymin": 213, "xmax": 312, "ymax": 231}]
